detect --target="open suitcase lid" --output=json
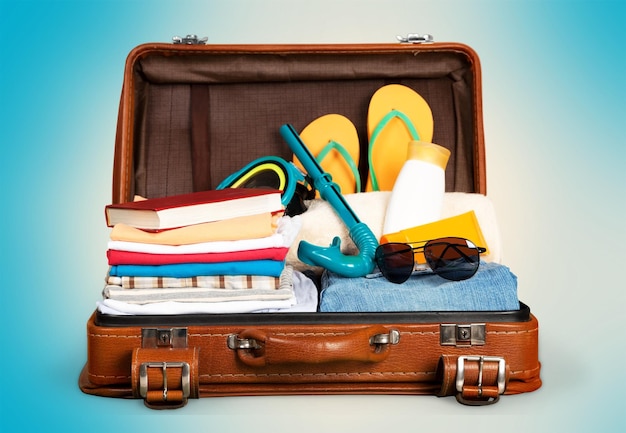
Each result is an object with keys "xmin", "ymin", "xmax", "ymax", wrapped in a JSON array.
[{"xmin": 112, "ymin": 41, "xmax": 486, "ymax": 204}]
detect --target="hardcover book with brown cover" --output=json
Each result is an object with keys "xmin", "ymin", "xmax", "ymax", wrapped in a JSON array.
[{"xmin": 105, "ymin": 188, "xmax": 283, "ymax": 230}]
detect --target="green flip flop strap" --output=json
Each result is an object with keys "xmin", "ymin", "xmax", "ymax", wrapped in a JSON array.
[
  {"xmin": 316, "ymin": 140, "xmax": 361, "ymax": 194},
  {"xmin": 368, "ymin": 109, "xmax": 421, "ymax": 191}
]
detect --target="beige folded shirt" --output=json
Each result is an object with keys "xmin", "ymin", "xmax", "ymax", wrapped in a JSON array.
[{"xmin": 110, "ymin": 212, "xmax": 280, "ymax": 245}]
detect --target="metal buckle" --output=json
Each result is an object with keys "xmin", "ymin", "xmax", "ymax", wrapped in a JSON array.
[
  {"xmin": 456, "ymin": 356, "xmax": 506, "ymax": 405},
  {"xmin": 139, "ymin": 362, "xmax": 190, "ymax": 402}
]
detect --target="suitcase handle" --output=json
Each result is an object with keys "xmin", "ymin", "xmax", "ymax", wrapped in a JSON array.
[{"xmin": 228, "ymin": 326, "xmax": 400, "ymax": 367}]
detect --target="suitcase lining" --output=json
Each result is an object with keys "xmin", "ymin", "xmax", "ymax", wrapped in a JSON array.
[{"xmin": 129, "ymin": 51, "xmax": 477, "ymax": 200}]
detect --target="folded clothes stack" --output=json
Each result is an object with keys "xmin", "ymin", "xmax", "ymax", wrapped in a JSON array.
[{"xmin": 97, "ymin": 191, "xmax": 318, "ymax": 315}]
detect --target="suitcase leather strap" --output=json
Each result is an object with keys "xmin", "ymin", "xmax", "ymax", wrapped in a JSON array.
[
  {"xmin": 437, "ymin": 354, "xmax": 510, "ymax": 405},
  {"xmin": 131, "ymin": 347, "xmax": 199, "ymax": 409}
]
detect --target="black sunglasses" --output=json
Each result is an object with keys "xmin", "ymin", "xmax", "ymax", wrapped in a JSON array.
[{"xmin": 374, "ymin": 237, "xmax": 486, "ymax": 284}]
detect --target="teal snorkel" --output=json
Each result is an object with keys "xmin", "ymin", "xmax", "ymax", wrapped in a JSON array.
[{"xmin": 279, "ymin": 124, "xmax": 378, "ymax": 277}]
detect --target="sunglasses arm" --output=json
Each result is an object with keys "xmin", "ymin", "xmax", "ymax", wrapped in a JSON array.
[
  {"xmin": 440, "ymin": 243, "xmax": 478, "ymax": 261},
  {"xmin": 280, "ymin": 124, "xmax": 378, "ymax": 277}
]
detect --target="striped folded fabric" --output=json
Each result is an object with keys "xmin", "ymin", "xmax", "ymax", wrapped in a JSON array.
[
  {"xmin": 108, "ymin": 270, "xmax": 286, "ymax": 290},
  {"xmin": 104, "ymin": 266, "xmax": 295, "ymax": 304}
]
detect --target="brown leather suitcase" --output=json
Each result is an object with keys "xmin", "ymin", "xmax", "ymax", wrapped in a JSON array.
[{"xmin": 79, "ymin": 38, "xmax": 541, "ymax": 408}]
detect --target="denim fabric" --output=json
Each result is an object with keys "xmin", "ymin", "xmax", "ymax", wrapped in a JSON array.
[{"xmin": 319, "ymin": 262, "xmax": 519, "ymax": 312}]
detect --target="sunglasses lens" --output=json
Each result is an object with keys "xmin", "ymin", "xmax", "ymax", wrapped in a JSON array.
[
  {"xmin": 424, "ymin": 237, "xmax": 480, "ymax": 281},
  {"xmin": 375, "ymin": 243, "xmax": 414, "ymax": 284}
]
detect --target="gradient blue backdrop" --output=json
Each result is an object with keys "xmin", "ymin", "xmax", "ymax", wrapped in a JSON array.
[{"xmin": 1, "ymin": 1, "xmax": 624, "ymax": 432}]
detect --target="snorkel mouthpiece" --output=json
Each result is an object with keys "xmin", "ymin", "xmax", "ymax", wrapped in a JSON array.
[
  {"xmin": 280, "ymin": 124, "xmax": 378, "ymax": 277},
  {"xmin": 298, "ymin": 223, "xmax": 378, "ymax": 277}
]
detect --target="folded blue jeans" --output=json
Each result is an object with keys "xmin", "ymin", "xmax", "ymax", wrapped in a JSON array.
[{"xmin": 320, "ymin": 262, "xmax": 519, "ymax": 312}]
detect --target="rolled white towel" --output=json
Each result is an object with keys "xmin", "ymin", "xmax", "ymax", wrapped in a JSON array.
[{"xmin": 286, "ymin": 192, "xmax": 502, "ymax": 273}]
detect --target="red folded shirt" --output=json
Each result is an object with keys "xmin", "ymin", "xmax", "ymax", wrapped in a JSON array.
[{"xmin": 107, "ymin": 247, "xmax": 289, "ymax": 266}]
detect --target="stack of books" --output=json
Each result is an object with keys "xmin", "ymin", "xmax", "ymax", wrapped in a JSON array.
[{"xmin": 97, "ymin": 188, "xmax": 302, "ymax": 315}]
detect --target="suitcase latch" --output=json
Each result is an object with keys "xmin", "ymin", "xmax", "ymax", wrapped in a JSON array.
[
  {"xmin": 172, "ymin": 34, "xmax": 208, "ymax": 45},
  {"xmin": 440, "ymin": 324, "xmax": 485, "ymax": 347},
  {"xmin": 396, "ymin": 33, "xmax": 434, "ymax": 44},
  {"xmin": 142, "ymin": 328, "xmax": 188, "ymax": 349}
]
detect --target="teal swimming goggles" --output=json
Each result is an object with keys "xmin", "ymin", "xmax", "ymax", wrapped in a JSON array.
[{"xmin": 216, "ymin": 156, "xmax": 316, "ymax": 216}]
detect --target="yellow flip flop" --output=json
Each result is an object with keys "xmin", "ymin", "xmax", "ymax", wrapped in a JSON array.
[
  {"xmin": 293, "ymin": 114, "xmax": 361, "ymax": 195},
  {"xmin": 366, "ymin": 84, "xmax": 434, "ymax": 192}
]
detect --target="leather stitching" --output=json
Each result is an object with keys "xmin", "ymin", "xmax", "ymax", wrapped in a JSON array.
[
  {"xmin": 88, "ymin": 333, "xmax": 141, "ymax": 339},
  {"xmin": 488, "ymin": 328, "xmax": 538, "ymax": 335},
  {"xmin": 88, "ymin": 373, "xmax": 131, "ymax": 379}
]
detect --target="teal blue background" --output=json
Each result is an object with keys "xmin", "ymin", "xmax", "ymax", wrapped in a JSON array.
[{"xmin": 1, "ymin": 0, "xmax": 624, "ymax": 432}]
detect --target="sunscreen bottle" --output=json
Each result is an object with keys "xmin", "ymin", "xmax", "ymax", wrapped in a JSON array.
[{"xmin": 382, "ymin": 141, "xmax": 451, "ymax": 235}]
